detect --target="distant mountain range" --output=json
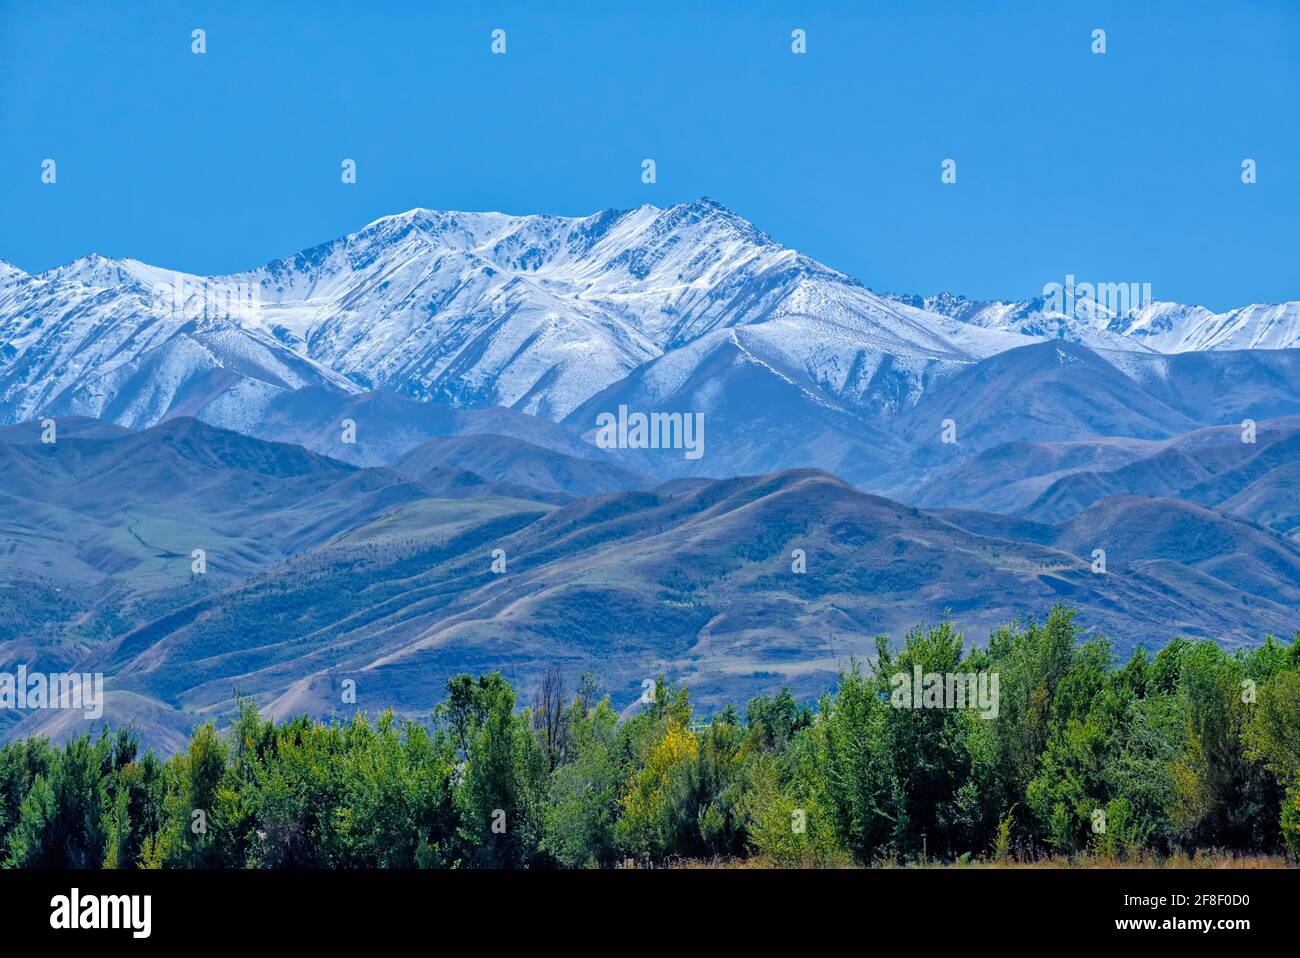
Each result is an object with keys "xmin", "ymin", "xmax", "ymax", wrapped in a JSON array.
[
  {"xmin": 5, "ymin": 200, "xmax": 1300, "ymax": 491},
  {"xmin": 891, "ymin": 289, "xmax": 1300, "ymax": 354},
  {"xmin": 3, "ymin": 201, "xmax": 1298, "ymax": 750},
  {"xmin": 2, "ymin": 201, "xmax": 1297, "ymax": 428},
  {"xmin": 4, "ymin": 419, "xmax": 1299, "ymax": 750}
]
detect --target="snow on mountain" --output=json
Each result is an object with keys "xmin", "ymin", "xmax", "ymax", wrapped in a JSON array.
[
  {"xmin": 226, "ymin": 198, "xmax": 1016, "ymax": 420},
  {"xmin": 891, "ymin": 289, "xmax": 1300, "ymax": 355},
  {"xmin": 38, "ymin": 252, "xmax": 183, "ymax": 293},
  {"xmin": 0, "ymin": 263, "xmax": 356, "ymax": 428},
  {"xmin": 1117, "ymin": 301, "xmax": 1300, "ymax": 352},
  {"xmin": 889, "ymin": 291, "xmax": 1155, "ymax": 353},
  {"xmin": 1, "ymin": 200, "xmax": 1296, "ymax": 435},
  {"xmin": 0, "ymin": 260, "xmax": 27, "ymax": 282}
]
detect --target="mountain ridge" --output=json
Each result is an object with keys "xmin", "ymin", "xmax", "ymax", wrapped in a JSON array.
[{"xmin": 6, "ymin": 200, "xmax": 1297, "ymax": 446}]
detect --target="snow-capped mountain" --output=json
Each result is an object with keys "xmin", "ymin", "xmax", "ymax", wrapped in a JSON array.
[
  {"xmin": 888, "ymin": 291, "xmax": 1152, "ymax": 353},
  {"xmin": 230, "ymin": 198, "xmax": 1038, "ymax": 421},
  {"xmin": 1116, "ymin": 300, "xmax": 1300, "ymax": 352},
  {"xmin": 891, "ymin": 290, "xmax": 1300, "ymax": 355},
  {"xmin": 0, "ymin": 200, "xmax": 1033, "ymax": 432},
  {"xmin": 0, "ymin": 257, "xmax": 355, "ymax": 428},
  {"xmin": 1, "ymin": 200, "xmax": 1296, "ymax": 440}
]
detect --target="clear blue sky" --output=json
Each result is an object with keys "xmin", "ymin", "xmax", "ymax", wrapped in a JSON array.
[{"xmin": 1, "ymin": 0, "xmax": 1296, "ymax": 310}]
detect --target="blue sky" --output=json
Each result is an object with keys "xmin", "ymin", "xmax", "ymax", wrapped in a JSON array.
[{"xmin": 1, "ymin": 0, "xmax": 1296, "ymax": 310}]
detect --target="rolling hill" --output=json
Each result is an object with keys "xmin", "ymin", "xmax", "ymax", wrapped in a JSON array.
[
  {"xmin": 391, "ymin": 433, "xmax": 651, "ymax": 497},
  {"xmin": 8, "ymin": 456, "xmax": 1299, "ymax": 751}
]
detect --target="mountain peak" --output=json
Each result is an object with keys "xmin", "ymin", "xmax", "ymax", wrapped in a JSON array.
[
  {"xmin": 5, "ymin": 200, "xmax": 1298, "ymax": 444},
  {"xmin": 663, "ymin": 195, "xmax": 746, "ymax": 223},
  {"xmin": 36, "ymin": 251, "xmax": 173, "ymax": 291},
  {"xmin": 681, "ymin": 196, "xmax": 730, "ymax": 214}
]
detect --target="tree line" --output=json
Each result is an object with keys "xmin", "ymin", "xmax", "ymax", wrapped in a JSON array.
[{"xmin": 1, "ymin": 606, "xmax": 1297, "ymax": 868}]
